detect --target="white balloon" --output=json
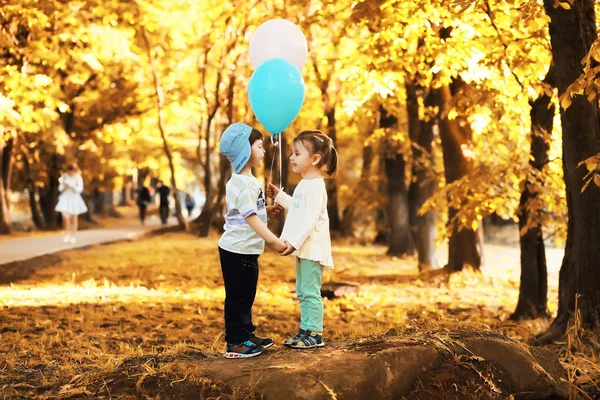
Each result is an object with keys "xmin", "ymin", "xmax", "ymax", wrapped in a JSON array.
[{"xmin": 249, "ymin": 19, "xmax": 308, "ymax": 71}]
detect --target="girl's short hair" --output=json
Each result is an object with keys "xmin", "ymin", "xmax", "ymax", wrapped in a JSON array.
[
  {"xmin": 249, "ymin": 128, "xmax": 263, "ymax": 146},
  {"xmin": 292, "ymin": 130, "xmax": 338, "ymax": 178}
]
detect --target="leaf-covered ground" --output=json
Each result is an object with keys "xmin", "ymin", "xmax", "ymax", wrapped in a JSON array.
[{"xmin": 0, "ymin": 233, "xmax": 597, "ymax": 399}]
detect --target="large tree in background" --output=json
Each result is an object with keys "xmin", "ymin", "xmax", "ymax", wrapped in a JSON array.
[
  {"xmin": 511, "ymin": 66, "xmax": 554, "ymax": 321},
  {"xmin": 538, "ymin": 0, "xmax": 600, "ymax": 341}
]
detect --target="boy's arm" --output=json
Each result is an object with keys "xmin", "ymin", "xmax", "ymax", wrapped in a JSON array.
[{"xmin": 246, "ymin": 214, "xmax": 287, "ymax": 252}]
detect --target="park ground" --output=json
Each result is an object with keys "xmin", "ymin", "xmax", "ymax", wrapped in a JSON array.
[{"xmin": 0, "ymin": 231, "xmax": 598, "ymax": 399}]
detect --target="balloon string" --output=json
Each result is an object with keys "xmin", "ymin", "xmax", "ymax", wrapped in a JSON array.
[
  {"xmin": 269, "ymin": 134, "xmax": 279, "ymax": 201},
  {"xmin": 279, "ymin": 133, "xmax": 283, "ymax": 190}
]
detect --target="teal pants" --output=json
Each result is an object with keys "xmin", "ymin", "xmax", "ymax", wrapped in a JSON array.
[{"xmin": 296, "ymin": 258, "xmax": 324, "ymax": 333}]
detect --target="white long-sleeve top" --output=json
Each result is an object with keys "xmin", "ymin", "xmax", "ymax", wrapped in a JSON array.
[
  {"xmin": 59, "ymin": 173, "xmax": 84, "ymax": 194},
  {"xmin": 276, "ymin": 177, "xmax": 334, "ymax": 269}
]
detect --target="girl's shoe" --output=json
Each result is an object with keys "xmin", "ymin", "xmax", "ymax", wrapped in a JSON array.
[
  {"xmin": 225, "ymin": 340, "xmax": 264, "ymax": 359},
  {"xmin": 249, "ymin": 333, "xmax": 274, "ymax": 349},
  {"xmin": 63, "ymin": 235, "xmax": 71, "ymax": 243},
  {"xmin": 283, "ymin": 329, "xmax": 307, "ymax": 347},
  {"xmin": 289, "ymin": 331, "xmax": 324, "ymax": 349},
  {"xmin": 69, "ymin": 236, "xmax": 76, "ymax": 244}
]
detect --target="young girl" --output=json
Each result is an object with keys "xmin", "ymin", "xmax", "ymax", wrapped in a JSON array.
[
  {"xmin": 268, "ymin": 130, "xmax": 338, "ymax": 349},
  {"xmin": 218, "ymin": 122, "xmax": 287, "ymax": 358},
  {"xmin": 55, "ymin": 162, "xmax": 87, "ymax": 244}
]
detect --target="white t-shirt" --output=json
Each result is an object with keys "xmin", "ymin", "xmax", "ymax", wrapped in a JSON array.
[
  {"xmin": 277, "ymin": 178, "xmax": 334, "ymax": 268},
  {"xmin": 218, "ymin": 174, "xmax": 267, "ymax": 255}
]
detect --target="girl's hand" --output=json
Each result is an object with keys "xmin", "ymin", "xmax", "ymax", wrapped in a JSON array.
[
  {"xmin": 266, "ymin": 204, "xmax": 283, "ymax": 218},
  {"xmin": 266, "ymin": 183, "xmax": 280, "ymax": 200},
  {"xmin": 280, "ymin": 241, "xmax": 295, "ymax": 256},
  {"xmin": 272, "ymin": 238, "xmax": 288, "ymax": 253}
]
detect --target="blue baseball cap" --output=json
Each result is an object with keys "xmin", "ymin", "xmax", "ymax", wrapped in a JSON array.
[{"xmin": 219, "ymin": 123, "xmax": 253, "ymax": 174}]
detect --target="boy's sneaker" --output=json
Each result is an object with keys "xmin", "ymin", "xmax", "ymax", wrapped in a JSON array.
[
  {"xmin": 249, "ymin": 333, "xmax": 274, "ymax": 349},
  {"xmin": 289, "ymin": 331, "xmax": 324, "ymax": 349},
  {"xmin": 225, "ymin": 340, "xmax": 264, "ymax": 359},
  {"xmin": 283, "ymin": 329, "xmax": 307, "ymax": 347}
]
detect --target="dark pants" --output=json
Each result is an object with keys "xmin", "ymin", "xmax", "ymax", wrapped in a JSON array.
[
  {"xmin": 219, "ymin": 246, "xmax": 259, "ymax": 344},
  {"xmin": 138, "ymin": 205, "xmax": 147, "ymax": 224},
  {"xmin": 187, "ymin": 207, "xmax": 193, "ymax": 217},
  {"xmin": 159, "ymin": 203, "xmax": 169, "ymax": 224}
]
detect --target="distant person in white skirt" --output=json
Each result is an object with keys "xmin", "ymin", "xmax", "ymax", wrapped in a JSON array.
[{"xmin": 55, "ymin": 162, "xmax": 88, "ymax": 244}]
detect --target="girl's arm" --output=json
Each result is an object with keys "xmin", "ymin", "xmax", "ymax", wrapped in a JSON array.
[
  {"xmin": 268, "ymin": 183, "xmax": 292, "ymax": 209},
  {"xmin": 58, "ymin": 175, "xmax": 65, "ymax": 192},
  {"xmin": 286, "ymin": 185, "xmax": 324, "ymax": 251},
  {"xmin": 74, "ymin": 175, "xmax": 84, "ymax": 194},
  {"xmin": 246, "ymin": 214, "xmax": 287, "ymax": 252},
  {"xmin": 275, "ymin": 191, "xmax": 293, "ymax": 209}
]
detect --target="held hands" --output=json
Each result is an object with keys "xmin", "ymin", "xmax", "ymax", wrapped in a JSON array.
[
  {"xmin": 266, "ymin": 183, "xmax": 280, "ymax": 200},
  {"xmin": 271, "ymin": 238, "xmax": 288, "ymax": 254},
  {"xmin": 266, "ymin": 204, "xmax": 283, "ymax": 218},
  {"xmin": 269, "ymin": 238, "xmax": 295, "ymax": 256},
  {"xmin": 280, "ymin": 241, "xmax": 295, "ymax": 256}
]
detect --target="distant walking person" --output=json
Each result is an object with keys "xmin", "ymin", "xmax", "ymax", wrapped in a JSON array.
[
  {"xmin": 156, "ymin": 181, "xmax": 170, "ymax": 225},
  {"xmin": 136, "ymin": 184, "xmax": 152, "ymax": 225},
  {"xmin": 185, "ymin": 193, "xmax": 196, "ymax": 217},
  {"xmin": 55, "ymin": 162, "xmax": 87, "ymax": 244}
]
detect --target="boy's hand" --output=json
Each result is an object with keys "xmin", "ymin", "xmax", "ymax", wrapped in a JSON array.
[
  {"xmin": 266, "ymin": 183, "xmax": 280, "ymax": 200},
  {"xmin": 280, "ymin": 241, "xmax": 295, "ymax": 256},
  {"xmin": 266, "ymin": 204, "xmax": 283, "ymax": 218},
  {"xmin": 271, "ymin": 238, "xmax": 287, "ymax": 253}
]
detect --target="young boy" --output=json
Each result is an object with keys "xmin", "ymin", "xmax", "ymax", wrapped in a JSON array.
[{"xmin": 218, "ymin": 122, "xmax": 287, "ymax": 358}]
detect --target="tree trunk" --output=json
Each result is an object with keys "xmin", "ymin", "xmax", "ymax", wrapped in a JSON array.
[
  {"xmin": 211, "ymin": 153, "xmax": 231, "ymax": 232},
  {"xmin": 511, "ymin": 67, "xmax": 554, "ymax": 321},
  {"xmin": 198, "ymin": 185, "xmax": 213, "ymax": 236},
  {"xmin": 538, "ymin": 0, "xmax": 600, "ymax": 342},
  {"xmin": 40, "ymin": 153, "xmax": 61, "ymax": 230},
  {"xmin": 385, "ymin": 153, "xmax": 415, "ymax": 256},
  {"xmin": 197, "ymin": 102, "xmax": 223, "ymax": 236},
  {"xmin": 197, "ymin": 118, "xmax": 215, "ymax": 237},
  {"xmin": 2, "ymin": 137, "xmax": 15, "ymax": 209},
  {"xmin": 120, "ymin": 175, "xmax": 132, "ymax": 206},
  {"xmin": 0, "ymin": 136, "xmax": 15, "ymax": 233},
  {"xmin": 406, "ymin": 82, "xmax": 438, "ymax": 271},
  {"xmin": 436, "ymin": 84, "xmax": 482, "ymax": 271},
  {"xmin": 380, "ymin": 107, "xmax": 415, "ymax": 257},
  {"xmin": 141, "ymin": 28, "xmax": 188, "ymax": 231},
  {"xmin": 341, "ymin": 136, "xmax": 374, "ymax": 237},
  {"xmin": 197, "ymin": 71, "xmax": 224, "ymax": 237},
  {"xmin": 21, "ymin": 148, "xmax": 45, "ymax": 229},
  {"xmin": 161, "ymin": 122, "xmax": 186, "ymax": 229},
  {"xmin": 374, "ymin": 155, "xmax": 389, "ymax": 245},
  {"xmin": 93, "ymin": 189, "xmax": 104, "ymax": 215},
  {"xmin": 105, "ymin": 190, "xmax": 119, "ymax": 217},
  {"xmin": 325, "ymin": 106, "xmax": 342, "ymax": 233},
  {"xmin": 0, "ymin": 152, "xmax": 12, "ymax": 235},
  {"xmin": 211, "ymin": 76, "xmax": 236, "ymax": 232},
  {"xmin": 28, "ymin": 185, "xmax": 45, "ymax": 230},
  {"xmin": 0, "ymin": 183, "xmax": 10, "ymax": 234}
]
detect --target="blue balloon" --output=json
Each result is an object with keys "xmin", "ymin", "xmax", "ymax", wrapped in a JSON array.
[{"xmin": 248, "ymin": 58, "xmax": 305, "ymax": 134}]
